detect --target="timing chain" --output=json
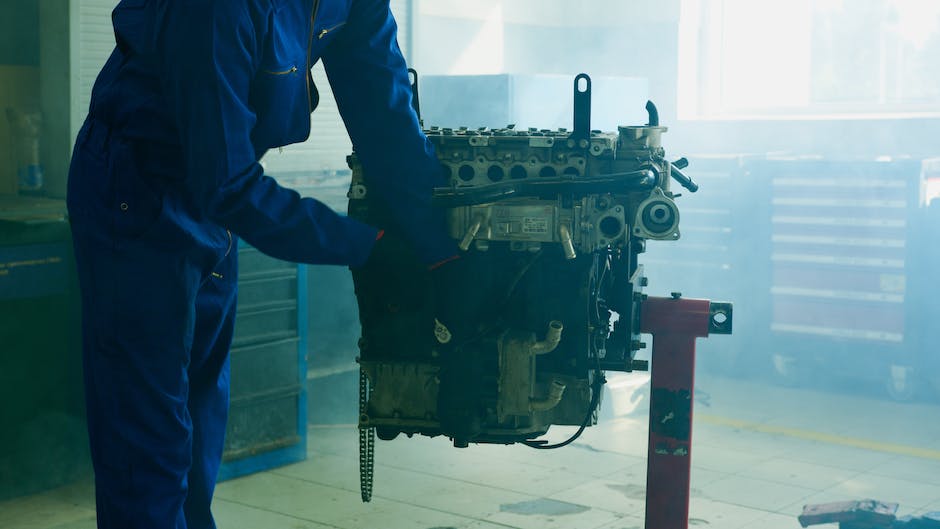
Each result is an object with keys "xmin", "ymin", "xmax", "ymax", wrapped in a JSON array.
[{"xmin": 358, "ymin": 369, "xmax": 375, "ymax": 502}]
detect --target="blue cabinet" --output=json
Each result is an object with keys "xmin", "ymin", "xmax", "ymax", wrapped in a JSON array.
[
  {"xmin": 0, "ymin": 198, "xmax": 87, "ymax": 501},
  {"xmin": 219, "ymin": 245, "xmax": 308, "ymax": 480}
]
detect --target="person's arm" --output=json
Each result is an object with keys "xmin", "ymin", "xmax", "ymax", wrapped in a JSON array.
[
  {"xmin": 320, "ymin": 0, "xmax": 458, "ymax": 267},
  {"xmin": 156, "ymin": 1, "xmax": 378, "ymax": 266}
]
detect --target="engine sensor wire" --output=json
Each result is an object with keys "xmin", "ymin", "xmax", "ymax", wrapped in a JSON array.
[
  {"xmin": 461, "ymin": 251, "xmax": 544, "ymax": 347},
  {"xmin": 521, "ymin": 251, "xmax": 609, "ymax": 450},
  {"xmin": 521, "ymin": 358, "xmax": 607, "ymax": 450}
]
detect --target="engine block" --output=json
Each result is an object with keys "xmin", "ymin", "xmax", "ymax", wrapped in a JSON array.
[{"xmin": 347, "ymin": 74, "xmax": 693, "ymax": 454}]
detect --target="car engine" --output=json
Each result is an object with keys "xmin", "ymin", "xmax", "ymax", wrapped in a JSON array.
[{"xmin": 347, "ymin": 73, "xmax": 699, "ymax": 500}]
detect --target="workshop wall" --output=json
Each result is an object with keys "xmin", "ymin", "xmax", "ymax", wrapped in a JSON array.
[
  {"xmin": 415, "ymin": 0, "xmax": 940, "ymax": 159},
  {"xmin": 0, "ymin": 1, "xmax": 40, "ymax": 67},
  {"xmin": 0, "ymin": 67, "xmax": 40, "ymax": 196},
  {"xmin": 0, "ymin": 1, "xmax": 41, "ymax": 196},
  {"xmin": 413, "ymin": 0, "xmax": 680, "ymax": 124}
]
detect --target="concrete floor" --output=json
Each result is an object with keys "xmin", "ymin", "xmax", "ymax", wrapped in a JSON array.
[{"xmin": 3, "ymin": 373, "xmax": 940, "ymax": 529}]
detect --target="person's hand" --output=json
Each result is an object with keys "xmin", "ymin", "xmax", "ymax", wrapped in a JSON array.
[
  {"xmin": 350, "ymin": 231, "xmax": 425, "ymax": 354},
  {"xmin": 360, "ymin": 229, "xmax": 399, "ymax": 270}
]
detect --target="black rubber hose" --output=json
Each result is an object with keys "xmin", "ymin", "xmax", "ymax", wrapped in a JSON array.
[
  {"xmin": 646, "ymin": 100, "xmax": 659, "ymax": 127},
  {"xmin": 670, "ymin": 164, "xmax": 699, "ymax": 193}
]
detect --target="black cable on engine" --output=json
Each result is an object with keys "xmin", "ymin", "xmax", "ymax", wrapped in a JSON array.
[
  {"xmin": 521, "ymin": 252, "xmax": 610, "ymax": 450},
  {"xmin": 455, "ymin": 250, "xmax": 544, "ymax": 349},
  {"xmin": 521, "ymin": 356, "xmax": 606, "ymax": 450}
]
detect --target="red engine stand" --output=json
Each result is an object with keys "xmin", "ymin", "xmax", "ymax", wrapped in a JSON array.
[{"xmin": 640, "ymin": 295, "xmax": 731, "ymax": 529}]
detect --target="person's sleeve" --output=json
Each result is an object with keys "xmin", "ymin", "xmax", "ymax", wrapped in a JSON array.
[
  {"xmin": 156, "ymin": 1, "xmax": 378, "ymax": 266},
  {"xmin": 320, "ymin": 0, "xmax": 458, "ymax": 267}
]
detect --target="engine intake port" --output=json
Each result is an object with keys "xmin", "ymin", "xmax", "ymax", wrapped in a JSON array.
[
  {"xmin": 510, "ymin": 165, "xmax": 528, "ymax": 179},
  {"xmin": 458, "ymin": 164, "xmax": 476, "ymax": 182},
  {"xmin": 539, "ymin": 166, "xmax": 557, "ymax": 178},
  {"xmin": 487, "ymin": 165, "xmax": 505, "ymax": 182},
  {"xmin": 599, "ymin": 215, "xmax": 623, "ymax": 238}
]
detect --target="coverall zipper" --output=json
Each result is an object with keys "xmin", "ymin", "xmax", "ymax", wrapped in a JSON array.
[
  {"xmin": 224, "ymin": 229, "xmax": 233, "ymax": 257},
  {"xmin": 306, "ymin": 0, "xmax": 322, "ymax": 116},
  {"xmin": 264, "ymin": 66, "xmax": 298, "ymax": 75},
  {"xmin": 318, "ymin": 22, "xmax": 346, "ymax": 39},
  {"xmin": 210, "ymin": 229, "xmax": 233, "ymax": 279}
]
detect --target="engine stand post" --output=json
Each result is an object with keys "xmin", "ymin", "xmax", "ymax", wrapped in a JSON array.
[{"xmin": 639, "ymin": 295, "xmax": 731, "ymax": 529}]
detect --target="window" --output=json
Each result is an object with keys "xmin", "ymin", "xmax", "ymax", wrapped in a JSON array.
[{"xmin": 678, "ymin": 0, "xmax": 940, "ymax": 119}]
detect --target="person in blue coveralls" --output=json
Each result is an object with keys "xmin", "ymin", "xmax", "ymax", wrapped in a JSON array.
[{"xmin": 66, "ymin": 1, "xmax": 462, "ymax": 527}]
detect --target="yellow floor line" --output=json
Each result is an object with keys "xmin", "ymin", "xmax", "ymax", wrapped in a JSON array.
[{"xmin": 697, "ymin": 413, "xmax": 940, "ymax": 461}]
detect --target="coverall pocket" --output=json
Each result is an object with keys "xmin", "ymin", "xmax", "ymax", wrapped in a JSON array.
[
  {"xmin": 251, "ymin": 57, "xmax": 312, "ymax": 147},
  {"xmin": 109, "ymin": 139, "xmax": 166, "ymax": 240},
  {"xmin": 261, "ymin": 63, "xmax": 300, "ymax": 76}
]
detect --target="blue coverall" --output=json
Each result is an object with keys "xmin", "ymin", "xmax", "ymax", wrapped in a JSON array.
[{"xmin": 66, "ymin": 1, "xmax": 456, "ymax": 527}]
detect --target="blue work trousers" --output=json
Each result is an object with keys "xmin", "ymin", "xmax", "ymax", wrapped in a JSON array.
[{"xmin": 68, "ymin": 119, "xmax": 237, "ymax": 529}]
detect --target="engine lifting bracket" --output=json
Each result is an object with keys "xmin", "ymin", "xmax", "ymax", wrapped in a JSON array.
[{"xmin": 639, "ymin": 295, "xmax": 732, "ymax": 529}]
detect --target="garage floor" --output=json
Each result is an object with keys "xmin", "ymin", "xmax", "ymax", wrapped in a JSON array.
[{"xmin": 3, "ymin": 373, "xmax": 940, "ymax": 529}]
